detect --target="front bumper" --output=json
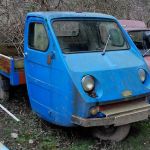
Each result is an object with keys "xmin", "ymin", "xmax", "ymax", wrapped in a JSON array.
[{"xmin": 72, "ymin": 98, "xmax": 150, "ymax": 127}]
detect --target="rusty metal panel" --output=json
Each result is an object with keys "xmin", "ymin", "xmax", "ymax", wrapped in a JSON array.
[
  {"xmin": 101, "ymin": 99, "xmax": 150, "ymax": 117},
  {"xmin": 72, "ymin": 115, "xmax": 115, "ymax": 127},
  {"xmin": 114, "ymin": 109, "xmax": 149, "ymax": 126},
  {"xmin": 0, "ymin": 54, "xmax": 11, "ymax": 73},
  {"xmin": 72, "ymin": 101, "xmax": 150, "ymax": 127},
  {"xmin": 72, "ymin": 105, "xmax": 150, "ymax": 127},
  {"xmin": 119, "ymin": 20, "xmax": 147, "ymax": 30},
  {"xmin": 18, "ymin": 70, "xmax": 26, "ymax": 84}
]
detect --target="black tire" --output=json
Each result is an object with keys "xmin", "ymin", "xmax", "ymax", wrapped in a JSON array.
[
  {"xmin": 0, "ymin": 75, "xmax": 10, "ymax": 101},
  {"xmin": 92, "ymin": 124, "xmax": 131, "ymax": 142}
]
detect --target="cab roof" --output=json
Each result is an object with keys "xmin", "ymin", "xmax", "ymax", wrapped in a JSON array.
[{"xmin": 27, "ymin": 11, "xmax": 116, "ymax": 20}]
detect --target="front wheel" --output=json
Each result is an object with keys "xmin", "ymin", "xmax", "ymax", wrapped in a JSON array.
[
  {"xmin": 92, "ymin": 124, "xmax": 131, "ymax": 142},
  {"xmin": 0, "ymin": 75, "xmax": 10, "ymax": 101}
]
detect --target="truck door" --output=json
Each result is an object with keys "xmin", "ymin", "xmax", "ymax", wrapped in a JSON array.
[{"xmin": 24, "ymin": 17, "xmax": 52, "ymax": 116}]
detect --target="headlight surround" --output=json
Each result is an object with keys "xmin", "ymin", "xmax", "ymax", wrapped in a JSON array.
[
  {"xmin": 138, "ymin": 69, "xmax": 146, "ymax": 83},
  {"xmin": 81, "ymin": 75, "xmax": 95, "ymax": 92}
]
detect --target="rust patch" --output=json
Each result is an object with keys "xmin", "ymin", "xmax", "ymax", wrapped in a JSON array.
[
  {"xmin": 99, "ymin": 98, "xmax": 145, "ymax": 111},
  {"xmin": 72, "ymin": 105, "xmax": 150, "ymax": 127},
  {"xmin": 19, "ymin": 70, "xmax": 26, "ymax": 84},
  {"xmin": 0, "ymin": 55, "xmax": 11, "ymax": 73},
  {"xmin": 122, "ymin": 90, "xmax": 132, "ymax": 97},
  {"xmin": 47, "ymin": 54, "xmax": 51, "ymax": 64}
]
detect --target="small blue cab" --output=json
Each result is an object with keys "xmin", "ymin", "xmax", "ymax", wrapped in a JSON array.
[{"xmin": 24, "ymin": 12, "xmax": 150, "ymax": 141}]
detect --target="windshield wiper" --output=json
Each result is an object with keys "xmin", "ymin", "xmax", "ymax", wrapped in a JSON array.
[
  {"xmin": 101, "ymin": 34, "xmax": 111, "ymax": 55},
  {"xmin": 143, "ymin": 49, "xmax": 150, "ymax": 56}
]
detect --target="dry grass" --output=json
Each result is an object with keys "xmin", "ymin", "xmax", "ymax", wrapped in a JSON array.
[{"xmin": 0, "ymin": 90, "xmax": 150, "ymax": 150}]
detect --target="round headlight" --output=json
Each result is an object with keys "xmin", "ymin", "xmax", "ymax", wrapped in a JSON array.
[
  {"xmin": 138, "ymin": 69, "xmax": 146, "ymax": 82},
  {"xmin": 81, "ymin": 75, "xmax": 95, "ymax": 92}
]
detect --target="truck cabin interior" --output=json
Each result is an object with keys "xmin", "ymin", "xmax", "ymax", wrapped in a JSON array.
[{"xmin": 53, "ymin": 20, "xmax": 128, "ymax": 53}]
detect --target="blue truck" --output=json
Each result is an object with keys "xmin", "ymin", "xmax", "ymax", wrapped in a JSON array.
[{"xmin": 1, "ymin": 12, "xmax": 150, "ymax": 141}]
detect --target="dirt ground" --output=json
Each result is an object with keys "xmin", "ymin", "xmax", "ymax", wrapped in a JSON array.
[{"xmin": 0, "ymin": 90, "xmax": 150, "ymax": 150}]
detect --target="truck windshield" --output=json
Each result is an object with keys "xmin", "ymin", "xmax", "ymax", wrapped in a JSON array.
[
  {"xmin": 53, "ymin": 20, "xmax": 129, "ymax": 53},
  {"xmin": 129, "ymin": 30, "xmax": 150, "ymax": 55}
]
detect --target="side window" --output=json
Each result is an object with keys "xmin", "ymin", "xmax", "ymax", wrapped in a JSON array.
[{"xmin": 28, "ymin": 22, "xmax": 49, "ymax": 51}]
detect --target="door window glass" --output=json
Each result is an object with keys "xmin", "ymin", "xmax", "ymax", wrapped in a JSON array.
[{"xmin": 28, "ymin": 23, "xmax": 49, "ymax": 51}]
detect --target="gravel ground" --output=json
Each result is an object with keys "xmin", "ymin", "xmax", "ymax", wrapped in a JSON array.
[{"xmin": 0, "ymin": 88, "xmax": 150, "ymax": 150}]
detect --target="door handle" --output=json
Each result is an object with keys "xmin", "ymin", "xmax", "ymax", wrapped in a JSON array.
[
  {"xmin": 47, "ymin": 54, "xmax": 51, "ymax": 64},
  {"xmin": 47, "ymin": 51, "xmax": 55, "ymax": 64}
]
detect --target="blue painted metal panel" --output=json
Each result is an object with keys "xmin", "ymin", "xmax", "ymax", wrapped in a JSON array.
[
  {"xmin": 27, "ymin": 11, "xmax": 116, "ymax": 21},
  {"xmin": 24, "ymin": 12, "xmax": 150, "ymax": 127},
  {"xmin": 0, "ymin": 57, "xmax": 21, "ymax": 86},
  {"xmin": 0, "ymin": 70, "xmax": 10, "ymax": 78},
  {"xmin": 24, "ymin": 15, "xmax": 77, "ymax": 126},
  {"xmin": 0, "ymin": 143, "xmax": 9, "ymax": 150},
  {"xmin": 64, "ymin": 50, "xmax": 150, "ymax": 104},
  {"xmin": 9, "ymin": 58, "xmax": 20, "ymax": 85}
]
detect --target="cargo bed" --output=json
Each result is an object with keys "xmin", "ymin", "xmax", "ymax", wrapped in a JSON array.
[{"xmin": 0, "ymin": 44, "xmax": 25, "ymax": 85}]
